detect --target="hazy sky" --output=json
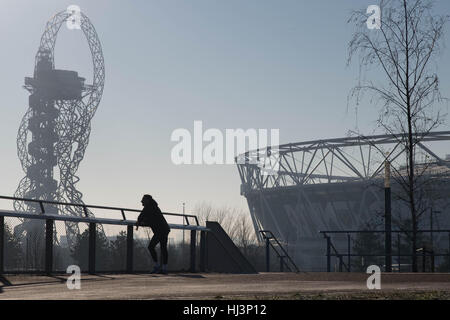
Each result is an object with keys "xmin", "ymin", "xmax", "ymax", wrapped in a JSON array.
[{"xmin": 1, "ymin": 0, "xmax": 450, "ymax": 217}]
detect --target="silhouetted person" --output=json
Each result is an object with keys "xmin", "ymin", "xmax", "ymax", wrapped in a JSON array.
[{"xmin": 136, "ymin": 194, "xmax": 171, "ymax": 274}]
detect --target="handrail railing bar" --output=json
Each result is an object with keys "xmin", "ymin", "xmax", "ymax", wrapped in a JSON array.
[
  {"xmin": 0, "ymin": 210, "xmax": 209, "ymax": 231},
  {"xmin": 322, "ymin": 229, "xmax": 450, "ymax": 272},
  {"xmin": 0, "ymin": 195, "xmax": 199, "ymax": 225},
  {"xmin": 320, "ymin": 229, "xmax": 450, "ymax": 234},
  {"xmin": 259, "ymin": 230, "xmax": 300, "ymax": 272},
  {"xmin": 268, "ymin": 235, "xmax": 299, "ymax": 271},
  {"xmin": 328, "ymin": 239, "xmax": 349, "ymax": 271}
]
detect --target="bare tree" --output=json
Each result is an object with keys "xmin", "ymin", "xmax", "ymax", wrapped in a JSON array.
[
  {"xmin": 348, "ymin": 0, "xmax": 448, "ymax": 271},
  {"xmin": 193, "ymin": 202, "xmax": 257, "ymax": 248},
  {"xmin": 232, "ymin": 214, "xmax": 257, "ymax": 255},
  {"xmin": 194, "ymin": 202, "xmax": 215, "ymax": 224}
]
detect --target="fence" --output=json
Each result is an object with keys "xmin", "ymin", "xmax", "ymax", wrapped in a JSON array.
[
  {"xmin": 0, "ymin": 195, "xmax": 209, "ymax": 274},
  {"xmin": 320, "ymin": 229, "xmax": 450, "ymax": 272}
]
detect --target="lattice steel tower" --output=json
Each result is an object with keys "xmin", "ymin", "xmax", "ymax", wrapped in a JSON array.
[{"xmin": 14, "ymin": 9, "xmax": 105, "ymax": 247}]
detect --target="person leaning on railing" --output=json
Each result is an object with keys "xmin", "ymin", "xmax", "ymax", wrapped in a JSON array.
[{"xmin": 136, "ymin": 194, "xmax": 171, "ymax": 274}]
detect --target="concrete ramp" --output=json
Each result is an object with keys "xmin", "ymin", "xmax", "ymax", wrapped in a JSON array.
[{"xmin": 205, "ymin": 221, "xmax": 257, "ymax": 274}]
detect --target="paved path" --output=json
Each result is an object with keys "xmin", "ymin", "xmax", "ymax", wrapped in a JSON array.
[{"xmin": 0, "ymin": 272, "xmax": 449, "ymax": 299}]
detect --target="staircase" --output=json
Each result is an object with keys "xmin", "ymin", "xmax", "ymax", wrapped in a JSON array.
[{"xmin": 259, "ymin": 230, "xmax": 300, "ymax": 272}]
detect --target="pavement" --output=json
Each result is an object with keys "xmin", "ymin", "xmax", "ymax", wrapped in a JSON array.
[{"xmin": 0, "ymin": 272, "xmax": 449, "ymax": 300}]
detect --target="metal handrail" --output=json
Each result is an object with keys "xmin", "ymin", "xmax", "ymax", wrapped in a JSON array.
[
  {"xmin": 0, "ymin": 198, "xmax": 208, "ymax": 275},
  {"xmin": 0, "ymin": 195, "xmax": 199, "ymax": 226},
  {"xmin": 0, "ymin": 209, "xmax": 208, "ymax": 231},
  {"xmin": 322, "ymin": 234, "xmax": 350, "ymax": 272},
  {"xmin": 259, "ymin": 230, "xmax": 300, "ymax": 272},
  {"xmin": 320, "ymin": 229, "xmax": 450, "ymax": 272},
  {"xmin": 320, "ymin": 229, "xmax": 450, "ymax": 234}
]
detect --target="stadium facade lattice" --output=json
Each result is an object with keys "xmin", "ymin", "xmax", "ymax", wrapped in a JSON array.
[{"xmin": 237, "ymin": 132, "xmax": 450, "ymax": 271}]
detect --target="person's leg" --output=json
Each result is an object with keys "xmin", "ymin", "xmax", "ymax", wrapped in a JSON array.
[
  {"xmin": 159, "ymin": 233, "xmax": 169, "ymax": 273},
  {"xmin": 160, "ymin": 234, "xmax": 169, "ymax": 265},
  {"xmin": 148, "ymin": 235, "xmax": 160, "ymax": 267}
]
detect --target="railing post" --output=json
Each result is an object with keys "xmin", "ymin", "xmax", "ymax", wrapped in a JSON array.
[
  {"xmin": 431, "ymin": 250, "xmax": 435, "ymax": 273},
  {"xmin": 347, "ymin": 234, "xmax": 351, "ymax": 272},
  {"xmin": 397, "ymin": 233, "xmax": 401, "ymax": 272},
  {"xmin": 190, "ymin": 230, "xmax": 196, "ymax": 272},
  {"xmin": 280, "ymin": 256, "xmax": 284, "ymax": 272},
  {"xmin": 266, "ymin": 237, "xmax": 270, "ymax": 272},
  {"xmin": 45, "ymin": 219, "xmax": 53, "ymax": 274},
  {"xmin": 126, "ymin": 225, "xmax": 133, "ymax": 273},
  {"xmin": 199, "ymin": 231, "xmax": 206, "ymax": 272},
  {"xmin": 422, "ymin": 249, "xmax": 426, "ymax": 273},
  {"xmin": 326, "ymin": 236, "xmax": 331, "ymax": 272},
  {"xmin": 0, "ymin": 216, "xmax": 4, "ymax": 274},
  {"xmin": 89, "ymin": 223, "xmax": 96, "ymax": 274},
  {"xmin": 338, "ymin": 255, "xmax": 343, "ymax": 272},
  {"xmin": 83, "ymin": 206, "xmax": 89, "ymax": 218},
  {"xmin": 385, "ymin": 181, "xmax": 392, "ymax": 272},
  {"xmin": 39, "ymin": 201, "xmax": 45, "ymax": 214}
]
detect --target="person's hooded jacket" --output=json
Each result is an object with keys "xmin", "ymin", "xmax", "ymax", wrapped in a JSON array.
[{"xmin": 137, "ymin": 198, "xmax": 170, "ymax": 235}]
